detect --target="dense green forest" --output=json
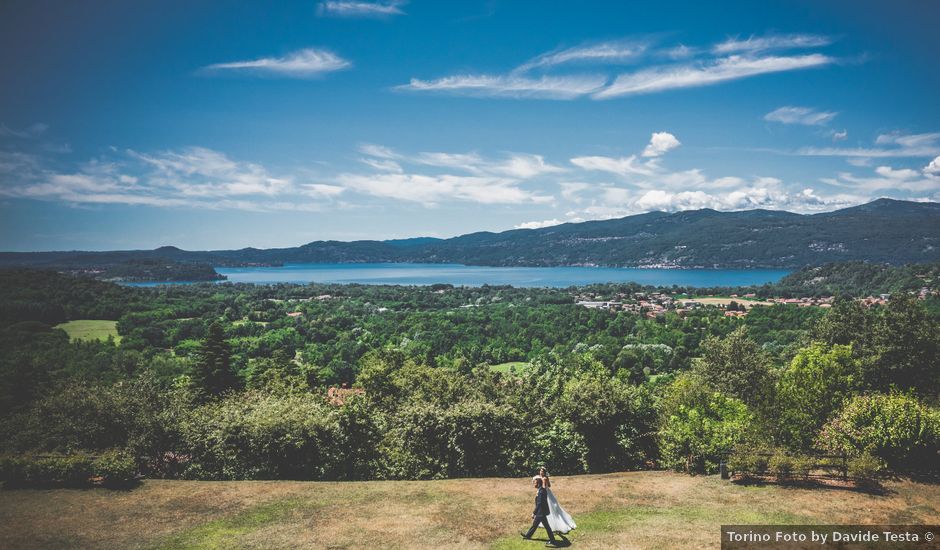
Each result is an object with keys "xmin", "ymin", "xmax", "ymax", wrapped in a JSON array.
[
  {"xmin": 765, "ymin": 261, "xmax": 940, "ymax": 298},
  {"xmin": 0, "ymin": 266, "xmax": 937, "ymax": 485},
  {"xmin": 0, "ymin": 255, "xmax": 223, "ymax": 283}
]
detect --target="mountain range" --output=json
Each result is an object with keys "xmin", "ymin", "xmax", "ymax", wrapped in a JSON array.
[{"xmin": 1, "ymin": 198, "xmax": 938, "ymax": 279}]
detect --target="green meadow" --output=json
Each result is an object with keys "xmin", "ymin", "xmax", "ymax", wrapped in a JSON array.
[
  {"xmin": 54, "ymin": 320, "xmax": 121, "ymax": 344},
  {"xmin": 489, "ymin": 361, "xmax": 529, "ymax": 374}
]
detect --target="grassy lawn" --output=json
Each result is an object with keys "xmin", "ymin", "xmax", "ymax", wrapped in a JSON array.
[
  {"xmin": 54, "ymin": 319, "xmax": 121, "ymax": 344},
  {"xmin": 1, "ymin": 471, "xmax": 938, "ymax": 549},
  {"xmin": 489, "ymin": 362, "xmax": 529, "ymax": 374}
]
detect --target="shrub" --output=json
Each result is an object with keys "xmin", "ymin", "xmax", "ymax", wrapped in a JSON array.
[
  {"xmin": 847, "ymin": 453, "xmax": 884, "ymax": 480},
  {"xmin": 791, "ymin": 454, "xmax": 814, "ymax": 480},
  {"xmin": 93, "ymin": 449, "xmax": 137, "ymax": 486},
  {"xmin": 560, "ymin": 372, "xmax": 657, "ymax": 472},
  {"xmin": 728, "ymin": 449, "xmax": 817, "ymax": 482},
  {"xmin": 0, "ymin": 453, "xmax": 94, "ymax": 487},
  {"xmin": 658, "ymin": 375, "xmax": 752, "ymax": 474},
  {"xmin": 1, "ymin": 374, "xmax": 190, "ymax": 468},
  {"xmin": 179, "ymin": 390, "xmax": 339, "ymax": 480},
  {"xmin": 817, "ymin": 393, "xmax": 939, "ymax": 471},
  {"xmin": 727, "ymin": 450, "xmax": 758, "ymax": 479},
  {"xmin": 768, "ymin": 452, "xmax": 794, "ymax": 479},
  {"xmin": 514, "ymin": 418, "xmax": 589, "ymax": 477},
  {"xmin": 383, "ymin": 400, "xmax": 522, "ymax": 479}
]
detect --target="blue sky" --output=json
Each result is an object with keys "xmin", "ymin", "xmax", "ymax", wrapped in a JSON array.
[{"xmin": 1, "ymin": 0, "xmax": 939, "ymax": 251}]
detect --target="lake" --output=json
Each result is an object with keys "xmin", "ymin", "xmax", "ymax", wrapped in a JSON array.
[{"xmin": 200, "ymin": 263, "xmax": 791, "ymax": 288}]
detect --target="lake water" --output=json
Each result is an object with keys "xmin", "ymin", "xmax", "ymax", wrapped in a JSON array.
[{"xmin": 200, "ymin": 263, "xmax": 792, "ymax": 288}]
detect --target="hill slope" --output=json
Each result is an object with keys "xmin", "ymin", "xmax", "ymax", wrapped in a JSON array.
[{"xmin": 2, "ymin": 199, "xmax": 938, "ymax": 272}]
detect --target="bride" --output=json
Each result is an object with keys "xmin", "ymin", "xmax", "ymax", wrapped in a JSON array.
[{"xmin": 538, "ymin": 467, "xmax": 576, "ymax": 534}]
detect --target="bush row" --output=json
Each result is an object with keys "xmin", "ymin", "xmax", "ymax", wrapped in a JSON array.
[
  {"xmin": 0, "ymin": 449, "xmax": 136, "ymax": 487},
  {"xmin": 727, "ymin": 449, "xmax": 885, "ymax": 481}
]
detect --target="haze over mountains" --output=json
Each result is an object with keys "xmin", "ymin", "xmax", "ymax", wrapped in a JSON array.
[{"xmin": 2, "ymin": 199, "xmax": 938, "ymax": 277}]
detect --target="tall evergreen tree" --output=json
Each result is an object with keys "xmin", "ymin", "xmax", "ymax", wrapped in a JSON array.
[{"xmin": 193, "ymin": 321, "xmax": 237, "ymax": 397}]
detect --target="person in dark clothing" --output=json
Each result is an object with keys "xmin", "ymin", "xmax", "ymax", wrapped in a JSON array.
[{"xmin": 521, "ymin": 476, "xmax": 558, "ymax": 546}]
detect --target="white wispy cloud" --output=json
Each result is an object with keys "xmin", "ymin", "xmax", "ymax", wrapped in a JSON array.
[
  {"xmin": 713, "ymin": 33, "xmax": 833, "ymax": 54},
  {"xmin": 822, "ymin": 163, "xmax": 940, "ymax": 193},
  {"xmin": 0, "ymin": 122, "xmax": 48, "ymax": 139},
  {"xmin": 514, "ymin": 41, "xmax": 647, "ymax": 72},
  {"xmin": 569, "ymin": 132, "xmax": 680, "ymax": 178},
  {"xmin": 495, "ymin": 154, "xmax": 566, "ymax": 178},
  {"xmin": 764, "ymin": 106, "xmax": 838, "ymax": 126},
  {"xmin": 559, "ymin": 182, "xmax": 590, "ymax": 202},
  {"xmin": 317, "ymin": 0, "xmax": 405, "ymax": 17},
  {"xmin": 414, "ymin": 151, "xmax": 486, "ymax": 172},
  {"xmin": 336, "ymin": 172, "xmax": 551, "ymax": 205},
  {"xmin": 642, "ymin": 132, "xmax": 681, "ymax": 157},
  {"xmin": 799, "ymin": 131, "xmax": 940, "ymax": 158},
  {"xmin": 396, "ymin": 74, "xmax": 607, "ymax": 99},
  {"xmin": 358, "ymin": 143, "xmax": 399, "ymax": 159},
  {"xmin": 340, "ymin": 145, "xmax": 560, "ymax": 205},
  {"xmin": 662, "ymin": 44, "xmax": 697, "ymax": 60},
  {"xmin": 360, "ymin": 157, "xmax": 404, "ymax": 172},
  {"xmin": 570, "ymin": 155, "xmax": 656, "ymax": 177},
  {"xmin": 875, "ymin": 131, "xmax": 940, "ymax": 148},
  {"xmin": 594, "ymin": 54, "xmax": 833, "ymax": 99},
  {"xmin": 130, "ymin": 147, "xmax": 291, "ymax": 197},
  {"xmin": 401, "ymin": 34, "xmax": 839, "ymax": 101},
  {"xmin": 301, "ymin": 183, "xmax": 346, "ymax": 198},
  {"xmin": 359, "ymin": 144, "xmax": 564, "ymax": 178},
  {"xmin": 0, "ymin": 147, "xmax": 341, "ymax": 211},
  {"xmin": 203, "ymin": 48, "xmax": 351, "ymax": 78}
]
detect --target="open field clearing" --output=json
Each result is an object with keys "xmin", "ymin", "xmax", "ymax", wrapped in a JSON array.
[
  {"xmin": 1, "ymin": 471, "xmax": 937, "ymax": 549},
  {"xmin": 489, "ymin": 361, "xmax": 529, "ymax": 374},
  {"xmin": 53, "ymin": 320, "xmax": 120, "ymax": 344}
]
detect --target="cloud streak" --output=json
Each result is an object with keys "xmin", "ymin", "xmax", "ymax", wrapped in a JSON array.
[
  {"xmin": 765, "ymin": 106, "xmax": 838, "ymax": 126},
  {"xmin": 798, "ymin": 132, "xmax": 940, "ymax": 158},
  {"xmin": 397, "ymin": 74, "xmax": 607, "ymax": 99},
  {"xmin": 713, "ymin": 33, "xmax": 833, "ymax": 54},
  {"xmin": 399, "ymin": 34, "xmax": 838, "ymax": 100},
  {"xmin": 594, "ymin": 54, "xmax": 833, "ymax": 98},
  {"xmin": 317, "ymin": 1, "xmax": 406, "ymax": 17},
  {"xmin": 0, "ymin": 122, "xmax": 48, "ymax": 139},
  {"xmin": 336, "ymin": 172, "xmax": 551, "ymax": 205},
  {"xmin": 570, "ymin": 155, "xmax": 656, "ymax": 177},
  {"xmin": 203, "ymin": 48, "xmax": 351, "ymax": 78},
  {"xmin": 514, "ymin": 41, "xmax": 647, "ymax": 72}
]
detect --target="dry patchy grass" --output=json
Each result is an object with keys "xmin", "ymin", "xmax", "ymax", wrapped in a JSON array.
[{"xmin": 1, "ymin": 472, "xmax": 937, "ymax": 549}]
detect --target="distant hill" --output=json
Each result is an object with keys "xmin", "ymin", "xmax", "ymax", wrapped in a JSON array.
[{"xmin": 1, "ymin": 199, "xmax": 938, "ymax": 276}]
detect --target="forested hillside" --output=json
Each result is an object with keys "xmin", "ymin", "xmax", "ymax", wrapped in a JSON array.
[{"xmin": 2, "ymin": 199, "xmax": 938, "ymax": 278}]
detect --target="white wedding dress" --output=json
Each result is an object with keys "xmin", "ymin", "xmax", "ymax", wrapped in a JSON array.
[{"xmin": 545, "ymin": 488, "xmax": 576, "ymax": 534}]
